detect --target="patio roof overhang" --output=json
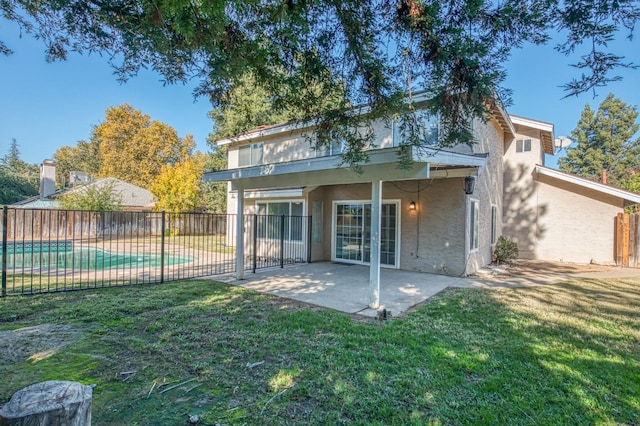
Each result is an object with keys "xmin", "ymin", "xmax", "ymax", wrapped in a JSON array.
[{"xmin": 203, "ymin": 146, "xmax": 488, "ymax": 191}]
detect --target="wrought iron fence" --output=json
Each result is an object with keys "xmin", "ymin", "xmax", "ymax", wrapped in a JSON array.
[{"xmin": 0, "ymin": 207, "xmax": 311, "ymax": 297}]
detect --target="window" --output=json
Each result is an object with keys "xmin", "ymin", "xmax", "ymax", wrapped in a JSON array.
[
  {"xmin": 470, "ymin": 200, "xmax": 479, "ymax": 251},
  {"xmin": 491, "ymin": 205, "xmax": 497, "ymax": 245},
  {"xmin": 315, "ymin": 134, "xmax": 346, "ymax": 157},
  {"xmin": 393, "ymin": 113, "xmax": 439, "ymax": 147},
  {"xmin": 256, "ymin": 201, "xmax": 304, "ymax": 241},
  {"xmin": 516, "ymin": 139, "xmax": 532, "ymax": 153},
  {"xmin": 238, "ymin": 143, "xmax": 264, "ymax": 167}
]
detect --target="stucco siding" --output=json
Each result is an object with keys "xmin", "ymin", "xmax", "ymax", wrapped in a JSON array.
[
  {"xmin": 533, "ymin": 174, "xmax": 623, "ymax": 263},
  {"xmin": 502, "ymin": 128, "xmax": 544, "ymax": 258},
  {"xmin": 226, "ymin": 118, "xmax": 395, "ymax": 168},
  {"xmin": 465, "ymin": 118, "xmax": 506, "ymax": 273},
  {"xmin": 307, "ymin": 180, "xmax": 469, "ymax": 274}
]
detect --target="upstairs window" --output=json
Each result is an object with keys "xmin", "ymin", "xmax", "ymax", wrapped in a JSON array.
[
  {"xmin": 238, "ymin": 143, "xmax": 264, "ymax": 167},
  {"xmin": 393, "ymin": 112, "xmax": 439, "ymax": 147},
  {"xmin": 516, "ymin": 139, "xmax": 532, "ymax": 153},
  {"xmin": 315, "ymin": 133, "xmax": 347, "ymax": 157}
]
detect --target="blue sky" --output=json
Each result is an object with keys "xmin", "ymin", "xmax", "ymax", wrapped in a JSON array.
[{"xmin": 1, "ymin": 20, "xmax": 639, "ymax": 170}]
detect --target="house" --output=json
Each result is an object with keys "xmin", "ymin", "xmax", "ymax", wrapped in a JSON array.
[
  {"xmin": 203, "ymin": 93, "xmax": 640, "ymax": 307},
  {"xmin": 11, "ymin": 160, "xmax": 156, "ymax": 211}
]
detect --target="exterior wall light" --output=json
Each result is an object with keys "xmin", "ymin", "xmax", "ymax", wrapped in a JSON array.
[
  {"xmin": 464, "ymin": 176, "xmax": 476, "ymax": 195},
  {"xmin": 409, "ymin": 201, "xmax": 416, "ymax": 211}
]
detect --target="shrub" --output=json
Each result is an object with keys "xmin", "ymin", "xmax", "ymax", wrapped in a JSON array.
[{"xmin": 493, "ymin": 236, "xmax": 519, "ymax": 264}]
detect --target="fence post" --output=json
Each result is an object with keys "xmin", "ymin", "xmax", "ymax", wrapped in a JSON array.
[
  {"xmin": 307, "ymin": 215, "xmax": 312, "ymax": 264},
  {"xmin": 1, "ymin": 206, "xmax": 7, "ymax": 297},
  {"xmin": 280, "ymin": 214, "xmax": 285, "ymax": 268},
  {"xmin": 252, "ymin": 214, "xmax": 257, "ymax": 273},
  {"xmin": 160, "ymin": 211, "xmax": 166, "ymax": 283}
]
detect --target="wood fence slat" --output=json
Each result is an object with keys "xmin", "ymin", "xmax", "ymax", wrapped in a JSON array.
[{"xmin": 623, "ymin": 213, "xmax": 630, "ymax": 267}]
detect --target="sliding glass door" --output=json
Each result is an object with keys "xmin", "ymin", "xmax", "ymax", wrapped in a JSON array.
[{"xmin": 334, "ymin": 201, "xmax": 398, "ymax": 267}]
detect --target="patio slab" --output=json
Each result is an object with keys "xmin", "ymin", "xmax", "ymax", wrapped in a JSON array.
[
  {"xmin": 213, "ymin": 261, "xmax": 640, "ymax": 317},
  {"xmin": 216, "ymin": 262, "xmax": 492, "ymax": 317}
]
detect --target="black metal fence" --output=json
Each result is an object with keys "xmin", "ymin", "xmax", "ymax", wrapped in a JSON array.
[{"xmin": 0, "ymin": 207, "xmax": 311, "ymax": 297}]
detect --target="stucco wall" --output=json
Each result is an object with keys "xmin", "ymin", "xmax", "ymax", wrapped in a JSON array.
[
  {"xmin": 309, "ymin": 180, "xmax": 469, "ymax": 274},
  {"xmin": 465, "ymin": 118, "xmax": 506, "ymax": 273},
  {"xmin": 532, "ymin": 174, "xmax": 622, "ymax": 263},
  {"xmin": 502, "ymin": 126, "xmax": 545, "ymax": 258},
  {"xmin": 227, "ymin": 118, "xmax": 394, "ymax": 168}
]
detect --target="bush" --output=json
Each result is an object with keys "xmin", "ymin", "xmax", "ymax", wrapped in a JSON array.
[{"xmin": 493, "ymin": 236, "xmax": 519, "ymax": 264}]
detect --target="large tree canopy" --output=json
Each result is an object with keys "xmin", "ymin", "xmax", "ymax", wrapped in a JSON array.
[
  {"xmin": 93, "ymin": 104, "xmax": 195, "ymax": 189},
  {"xmin": 2, "ymin": 1, "xmax": 639, "ymax": 164},
  {"xmin": 0, "ymin": 139, "xmax": 39, "ymax": 204}
]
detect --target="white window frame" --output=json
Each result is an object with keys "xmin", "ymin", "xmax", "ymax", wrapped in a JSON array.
[
  {"xmin": 392, "ymin": 112, "xmax": 439, "ymax": 147},
  {"xmin": 516, "ymin": 139, "xmax": 532, "ymax": 153},
  {"xmin": 490, "ymin": 205, "xmax": 498, "ymax": 245},
  {"xmin": 255, "ymin": 200, "xmax": 305, "ymax": 242},
  {"xmin": 330, "ymin": 199, "xmax": 401, "ymax": 268},
  {"xmin": 238, "ymin": 142, "xmax": 264, "ymax": 167},
  {"xmin": 469, "ymin": 199, "xmax": 480, "ymax": 252},
  {"xmin": 314, "ymin": 134, "xmax": 347, "ymax": 158}
]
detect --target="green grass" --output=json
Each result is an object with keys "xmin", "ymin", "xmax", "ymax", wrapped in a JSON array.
[
  {"xmin": 144, "ymin": 235, "xmax": 235, "ymax": 254},
  {"xmin": 0, "ymin": 277, "xmax": 638, "ymax": 425}
]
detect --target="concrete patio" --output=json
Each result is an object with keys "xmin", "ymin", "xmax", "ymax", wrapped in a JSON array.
[
  {"xmin": 215, "ymin": 262, "xmax": 500, "ymax": 317},
  {"xmin": 214, "ymin": 261, "xmax": 640, "ymax": 317}
]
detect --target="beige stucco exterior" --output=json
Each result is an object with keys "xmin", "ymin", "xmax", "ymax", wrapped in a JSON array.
[
  {"xmin": 221, "ymin": 113, "xmax": 508, "ymax": 276},
  {"xmin": 532, "ymin": 172, "xmax": 623, "ymax": 263},
  {"xmin": 208, "ymin": 104, "xmax": 640, "ymax": 278}
]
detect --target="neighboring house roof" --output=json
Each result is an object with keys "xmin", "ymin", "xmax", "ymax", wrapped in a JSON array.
[
  {"xmin": 10, "ymin": 197, "xmax": 60, "ymax": 209},
  {"xmin": 534, "ymin": 165, "xmax": 640, "ymax": 204},
  {"xmin": 510, "ymin": 115, "xmax": 555, "ymax": 155},
  {"xmin": 9, "ymin": 177, "xmax": 156, "ymax": 210},
  {"xmin": 62, "ymin": 178, "xmax": 156, "ymax": 209}
]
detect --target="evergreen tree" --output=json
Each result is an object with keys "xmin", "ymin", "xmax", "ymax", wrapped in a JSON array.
[
  {"xmin": 4, "ymin": 0, "xmax": 638, "ymax": 167},
  {"xmin": 0, "ymin": 139, "xmax": 39, "ymax": 204},
  {"xmin": 559, "ymin": 94, "xmax": 640, "ymax": 188}
]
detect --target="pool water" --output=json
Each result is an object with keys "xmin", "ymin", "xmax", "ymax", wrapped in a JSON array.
[{"xmin": 7, "ymin": 248, "xmax": 194, "ymax": 270}]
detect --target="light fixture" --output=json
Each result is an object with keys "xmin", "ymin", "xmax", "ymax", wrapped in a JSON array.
[
  {"xmin": 464, "ymin": 176, "xmax": 476, "ymax": 195},
  {"xmin": 409, "ymin": 201, "xmax": 416, "ymax": 211}
]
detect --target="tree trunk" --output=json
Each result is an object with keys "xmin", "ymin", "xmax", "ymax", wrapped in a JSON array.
[{"xmin": 0, "ymin": 381, "xmax": 92, "ymax": 426}]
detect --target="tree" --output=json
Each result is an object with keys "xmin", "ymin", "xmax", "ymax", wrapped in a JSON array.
[
  {"xmin": 151, "ymin": 154, "xmax": 206, "ymax": 213},
  {"xmin": 2, "ymin": 1, "xmax": 638, "ymax": 167},
  {"xmin": 58, "ymin": 180, "xmax": 122, "ymax": 211},
  {"xmin": 559, "ymin": 93, "xmax": 640, "ymax": 188},
  {"xmin": 0, "ymin": 139, "xmax": 38, "ymax": 204},
  {"xmin": 93, "ymin": 104, "xmax": 195, "ymax": 189},
  {"xmin": 53, "ymin": 139, "xmax": 101, "ymax": 188}
]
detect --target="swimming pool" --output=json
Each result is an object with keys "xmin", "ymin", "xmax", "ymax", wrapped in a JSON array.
[{"xmin": 6, "ymin": 247, "xmax": 194, "ymax": 271}]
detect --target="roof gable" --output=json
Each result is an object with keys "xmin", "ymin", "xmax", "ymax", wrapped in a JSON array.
[{"xmin": 535, "ymin": 165, "xmax": 640, "ymax": 204}]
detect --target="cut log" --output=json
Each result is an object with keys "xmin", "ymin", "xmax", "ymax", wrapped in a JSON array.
[{"xmin": 0, "ymin": 381, "xmax": 92, "ymax": 426}]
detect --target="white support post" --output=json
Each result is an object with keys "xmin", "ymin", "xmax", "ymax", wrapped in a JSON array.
[
  {"xmin": 369, "ymin": 180, "xmax": 382, "ymax": 309},
  {"xmin": 235, "ymin": 188, "xmax": 245, "ymax": 280}
]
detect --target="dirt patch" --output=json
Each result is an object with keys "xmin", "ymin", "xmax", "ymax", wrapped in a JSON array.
[
  {"xmin": 476, "ymin": 259, "xmax": 616, "ymax": 281},
  {"xmin": 0, "ymin": 324, "xmax": 83, "ymax": 364}
]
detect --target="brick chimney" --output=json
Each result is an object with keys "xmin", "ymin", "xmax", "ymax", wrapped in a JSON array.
[
  {"xmin": 601, "ymin": 169, "xmax": 607, "ymax": 185},
  {"xmin": 39, "ymin": 159, "xmax": 56, "ymax": 199}
]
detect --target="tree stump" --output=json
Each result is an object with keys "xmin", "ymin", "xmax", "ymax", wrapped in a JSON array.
[{"xmin": 0, "ymin": 381, "xmax": 92, "ymax": 426}]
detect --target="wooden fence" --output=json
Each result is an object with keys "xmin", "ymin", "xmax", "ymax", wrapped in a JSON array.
[
  {"xmin": 614, "ymin": 212, "xmax": 640, "ymax": 267},
  {"xmin": 1, "ymin": 209, "xmax": 228, "ymax": 240}
]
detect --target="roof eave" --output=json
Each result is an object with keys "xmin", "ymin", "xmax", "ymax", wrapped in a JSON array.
[{"xmin": 535, "ymin": 165, "xmax": 640, "ymax": 204}]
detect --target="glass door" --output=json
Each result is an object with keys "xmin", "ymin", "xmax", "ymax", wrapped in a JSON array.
[{"xmin": 334, "ymin": 201, "xmax": 397, "ymax": 267}]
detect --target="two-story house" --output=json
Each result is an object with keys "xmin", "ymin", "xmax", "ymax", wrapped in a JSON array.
[{"xmin": 204, "ymin": 94, "xmax": 640, "ymax": 308}]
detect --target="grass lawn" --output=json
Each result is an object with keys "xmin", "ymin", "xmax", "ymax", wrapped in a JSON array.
[{"xmin": 0, "ymin": 276, "xmax": 638, "ymax": 425}]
